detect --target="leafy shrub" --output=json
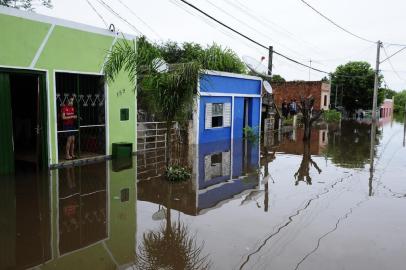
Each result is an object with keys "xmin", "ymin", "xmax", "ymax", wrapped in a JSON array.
[
  {"xmin": 322, "ymin": 110, "xmax": 341, "ymax": 123},
  {"xmin": 243, "ymin": 126, "xmax": 259, "ymax": 144},
  {"xmin": 283, "ymin": 117, "xmax": 294, "ymax": 126},
  {"xmin": 165, "ymin": 166, "xmax": 191, "ymax": 182}
]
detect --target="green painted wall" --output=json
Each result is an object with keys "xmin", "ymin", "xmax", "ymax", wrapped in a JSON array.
[
  {"xmin": 0, "ymin": 9, "xmax": 137, "ymax": 165},
  {"xmin": 0, "ymin": 13, "xmax": 50, "ymax": 67},
  {"xmin": 107, "ymin": 71, "xmax": 136, "ymax": 155}
]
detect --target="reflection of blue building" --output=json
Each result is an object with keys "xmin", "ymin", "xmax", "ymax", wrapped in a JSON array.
[
  {"xmin": 196, "ymin": 139, "xmax": 260, "ymax": 213},
  {"xmin": 194, "ymin": 70, "xmax": 262, "ymax": 144}
]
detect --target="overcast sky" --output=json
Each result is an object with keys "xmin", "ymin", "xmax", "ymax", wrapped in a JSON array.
[{"xmin": 36, "ymin": 0, "xmax": 406, "ymax": 91}]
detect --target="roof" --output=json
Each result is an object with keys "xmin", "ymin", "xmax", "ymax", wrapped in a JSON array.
[
  {"xmin": 0, "ymin": 5, "xmax": 136, "ymax": 39},
  {"xmin": 202, "ymin": 69, "xmax": 263, "ymax": 81}
]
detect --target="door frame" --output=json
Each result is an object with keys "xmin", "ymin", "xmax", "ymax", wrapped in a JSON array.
[
  {"xmin": 53, "ymin": 70, "xmax": 109, "ymax": 164},
  {"xmin": 0, "ymin": 66, "xmax": 49, "ymax": 169}
]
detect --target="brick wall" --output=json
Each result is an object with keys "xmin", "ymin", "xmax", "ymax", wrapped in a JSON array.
[{"xmin": 273, "ymin": 81, "xmax": 330, "ymax": 111}]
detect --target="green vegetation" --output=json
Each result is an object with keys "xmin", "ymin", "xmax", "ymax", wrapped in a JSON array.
[
  {"xmin": 165, "ymin": 165, "xmax": 191, "ymax": 182},
  {"xmin": 394, "ymin": 90, "xmax": 406, "ymax": 113},
  {"xmin": 331, "ymin": 61, "xmax": 384, "ymax": 113},
  {"xmin": 0, "ymin": 0, "xmax": 52, "ymax": 10},
  {"xmin": 104, "ymin": 36, "xmax": 248, "ymax": 166},
  {"xmin": 243, "ymin": 126, "xmax": 259, "ymax": 144},
  {"xmin": 322, "ymin": 110, "xmax": 341, "ymax": 123},
  {"xmin": 283, "ymin": 117, "xmax": 294, "ymax": 126},
  {"xmin": 158, "ymin": 41, "xmax": 246, "ymax": 73}
]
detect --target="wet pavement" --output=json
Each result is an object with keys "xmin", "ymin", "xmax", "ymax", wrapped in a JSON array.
[{"xmin": 1, "ymin": 118, "xmax": 406, "ymax": 270}]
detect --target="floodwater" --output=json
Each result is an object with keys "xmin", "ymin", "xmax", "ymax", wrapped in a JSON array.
[{"xmin": 1, "ymin": 118, "xmax": 406, "ymax": 270}]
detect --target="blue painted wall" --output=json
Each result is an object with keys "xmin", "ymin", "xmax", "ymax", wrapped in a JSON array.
[
  {"xmin": 198, "ymin": 73, "xmax": 262, "ymax": 144},
  {"xmin": 248, "ymin": 97, "xmax": 261, "ymax": 135},
  {"xmin": 199, "ymin": 96, "xmax": 232, "ymax": 144},
  {"xmin": 233, "ymin": 97, "xmax": 245, "ymax": 140},
  {"xmin": 200, "ymin": 74, "xmax": 261, "ymax": 95}
]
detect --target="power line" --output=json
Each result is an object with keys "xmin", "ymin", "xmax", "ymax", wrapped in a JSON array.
[
  {"xmin": 168, "ymin": 0, "xmax": 264, "ymax": 56},
  {"xmin": 299, "ymin": 0, "xmax": 406, "ymax": 48},
  {"xmin": 382, "ymin": 46, "xmax": 406, "ymax": 84},
  {"xmin": 116, "ymin": 0, "xmax": 163, "ymax": 40},
  {"xmin": 205, "ymin": 0, "xmax": 310, "ymax": 59},
  {"xmin": 95, "ymin": 0, "xmax": 143, "ymax": 36},
  {"xmin": 299, "ymin": 0, "xmax": 375, "ymax": 43},
  {"xmin": 177, "ymin": 0, "xmax": 330, "ymax": 74},
  {"xmin": 225, "ymin": 0, "xmax": 329, "ymax": 57},
  {"xmin": 380, "ymin": 46, "xmax": 406, "ymax": 64},
  {"xmin": 85, "ymin": 0, "xmax": 108, "ymax": 28}
]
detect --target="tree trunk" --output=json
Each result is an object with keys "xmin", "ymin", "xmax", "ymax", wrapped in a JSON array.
[
  {"xmin": 299, "ymin": 96, "xmax": 323, "ymax": 141},
  {"xmin": 303, "ymin": 117, "xmax": 312, "ymax": 141}
]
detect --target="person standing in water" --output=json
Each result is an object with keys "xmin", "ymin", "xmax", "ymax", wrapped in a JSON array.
[{"xmin": 61, "ymin": 96, "xmax": 77, "ymax": 160}]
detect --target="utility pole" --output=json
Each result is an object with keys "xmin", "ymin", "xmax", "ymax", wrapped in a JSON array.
[
  {"xmin": 372, "ymin": 41, "xmax": 382, "ymax": 122},
  {"xmin": 268, "ymin": 46, "xmax": 273, "ymax": 76},
  {"xmin": 308, "ymin": 59, "xmax": 312, "ymax": 81}
]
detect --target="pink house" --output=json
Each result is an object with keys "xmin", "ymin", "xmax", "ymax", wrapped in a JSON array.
[{"xmin": 380, "ymin": 98, "xmax": 394, "ymax": 118}]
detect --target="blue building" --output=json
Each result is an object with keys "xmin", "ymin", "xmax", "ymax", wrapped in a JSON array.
[
  {"xmin": 193, "ymin": 70, "xmax": 263, "ymax": 144},
  {"xmin": 188, "ymin": 70, "xmax": 263, "ymax": 212}
]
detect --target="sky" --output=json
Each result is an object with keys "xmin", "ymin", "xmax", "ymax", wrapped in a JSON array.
[{"xmin": 36, "ymin": 0, "xmax": 406, "ymax": 91}]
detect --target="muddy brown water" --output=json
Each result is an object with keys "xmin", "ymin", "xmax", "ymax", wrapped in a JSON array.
[{"xmin": 1, "ymin": 119, "xmax": 405, "ymax": 270}]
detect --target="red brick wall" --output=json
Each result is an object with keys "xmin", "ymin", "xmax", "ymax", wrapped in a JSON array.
[{"xmin": 273, "ymin": 81, "xmax": 323, "ymax": 110}]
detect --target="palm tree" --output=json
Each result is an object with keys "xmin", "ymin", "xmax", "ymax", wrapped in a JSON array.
[{"xmin": 103, "ymin": 37, "xmax": 201, "ymax": 166}]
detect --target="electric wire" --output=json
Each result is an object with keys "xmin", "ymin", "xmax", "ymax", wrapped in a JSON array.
[
  {"xmin": 205, "ymin": 0, "xmax": 310, "ymax": 59},
  {"xmin": 95, "ymin": 0, "xmax": 143, "ymax": 36},
  {"xmin": 85, "ymin": 0, "xmax": 108, "ymax": 28},
  {"xmin": 177, "ymin": 0, "xmax": 330, "ymax": 74},
  {"xmin": 168, "ymin": 0, "xmax": 264, "ymax": 56},
  {"xmin": 380, "ymin": 46, "xmax": 406, "ymax": 64},
  {"xmin": 299, "ymin": 0, "xmax": 375, "ymax": 44},
  {"xmin": 382, "ymin": 46, "xmax": 406, "ymax": 84},
  {"xmin": 116, "ymin": 0, "xmax": 163, "ymax": 40},
  {"xmin": 299, "ymin": 0, "xmax": 406, "ymax": 48},
  {"xmin": 225, "ymin": 0, "xmax": 329, "ymax": 57},
  {"xmin": 176, "ymin": 0, "xmax": 375, "ymax": 79}
]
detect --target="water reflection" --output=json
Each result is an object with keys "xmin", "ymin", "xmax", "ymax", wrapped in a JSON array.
[
  {"xmin": 294, "ymin": 141, "xmax": 322, "ymax": 186},
  {"xmin": 0, "ymin": 160, "xmax": 136, "ymax": 270},
  {"xmin": 324, "ymin": 121, "xmax": 381, "ymax": 168},
  {"xmin": 3, "ymin": 119, "xmax": 406, "ymax": 270}
]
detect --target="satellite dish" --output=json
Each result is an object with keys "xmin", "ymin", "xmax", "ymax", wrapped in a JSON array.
[
  {"xmin": 152, "ymin": 208, "xmax": 167, "ymax": 221},
  {"xmin": 152, "ymin": 58, "xmax": 169, "ymax": 73},
  {"xmin": 263, "ymin": 81, "xmax": 273, "ymax": 94},
  {"xmin": 242, "ymin": 55, "xmax": 272, "ymax": 79}
]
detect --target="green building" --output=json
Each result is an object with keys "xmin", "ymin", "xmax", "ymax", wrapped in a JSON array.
[{"xmin": 0, "ymin": 6, "xmax": 136, "ymax": 173}]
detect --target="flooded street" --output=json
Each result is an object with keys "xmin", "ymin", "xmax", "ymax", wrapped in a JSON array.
[{"xmin": 1, "ymin": 119, "xmax": 406, "ymax": 270}]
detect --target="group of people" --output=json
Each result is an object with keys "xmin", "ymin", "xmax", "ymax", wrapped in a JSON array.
[{"xmin": 281, "ymin": 99, "xmax": 298, "ymax": 118}]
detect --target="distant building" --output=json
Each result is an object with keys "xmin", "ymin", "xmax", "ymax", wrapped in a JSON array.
[
  {"xmin": 272, "ymin": 81, "xmax": 331, "ymax": 111},
  {"xmin": 380, "ymin": 98, "xmax": 394, "ymax": 118}
]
